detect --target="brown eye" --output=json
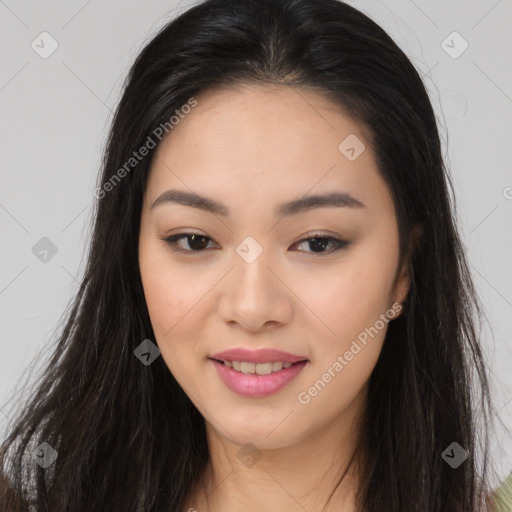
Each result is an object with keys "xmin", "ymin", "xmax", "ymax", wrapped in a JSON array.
[
  {"xmin": 163, "ymin": 233, "xmax": 217, "ymax": 252},
  {"xmin": 292, "ymin": 235, "xmax": 350, "ymax": 254}
]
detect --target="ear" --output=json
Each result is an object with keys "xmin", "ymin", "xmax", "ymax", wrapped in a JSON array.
[
  {"xmin": 391, "ymin": 224, "xmax": 423, "ymax": 318},
  {"xmin": 392, "ymin": 263, "xmax": 410, "ymax": 319}
]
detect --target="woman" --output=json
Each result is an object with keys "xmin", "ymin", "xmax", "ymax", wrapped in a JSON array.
[{"xmin": 0, "ymin": 0, "xmax": 504, "ymax": 510}]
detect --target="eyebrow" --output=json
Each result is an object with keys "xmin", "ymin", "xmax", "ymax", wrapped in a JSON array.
[{"xmin": 150, "ymin": 189, "xmax": 365, "ymax": 217}]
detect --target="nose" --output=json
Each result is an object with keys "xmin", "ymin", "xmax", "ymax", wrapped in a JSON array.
[{"xmin": 217, "ymin": 250, "xmax": 293, "ymax": 333}]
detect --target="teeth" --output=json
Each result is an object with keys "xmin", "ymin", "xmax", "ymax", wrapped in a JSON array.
[
  {"xmin": 222, "ymin": 360, "xmax": 298, "ymax": 374},
  {"xmin": 272, "ymin": 361, "xmax": 283, "ymax": 372},
  {"xmin": 240, "ymin": 362, "xmax": 256, "ymax": 374}
]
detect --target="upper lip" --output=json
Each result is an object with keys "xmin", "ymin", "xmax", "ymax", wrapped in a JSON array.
[{"xmin": 210, "ymin": 348, "xmax": 308, "ymax": 364}]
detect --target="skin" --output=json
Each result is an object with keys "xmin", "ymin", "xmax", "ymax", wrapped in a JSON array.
[{"xmin": 138, "ymin": 84, "xmax": 411, "ymax": 512}]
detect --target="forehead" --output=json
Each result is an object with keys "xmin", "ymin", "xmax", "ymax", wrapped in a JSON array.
[
  {"xmin": 145, "ymin": 84, "xmax": 392, "ymax": 217},
  {"xmin": 161, "ymin": 84, "xmax": 364, "ymax": 159}
]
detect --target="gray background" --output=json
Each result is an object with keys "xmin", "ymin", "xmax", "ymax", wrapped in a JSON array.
[{"xmin": 1, "ymin": 0, "xmax": 511, "ymax": 482}]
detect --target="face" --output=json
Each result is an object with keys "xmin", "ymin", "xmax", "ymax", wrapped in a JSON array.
[{"xmin": 138, "ymin": 84, "xmax": 410, "ymax": 450}]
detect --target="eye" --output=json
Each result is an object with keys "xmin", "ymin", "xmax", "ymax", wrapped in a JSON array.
[
  {"xmin": 162, "ymin": 232, "xmax": 350, "ymax": 255},
  {"xmin": 163, "ymin": 233, "xmax": 218, "ymax": 253},
  {"xmin": 291, "ymin": 233, "xmax": 350, "ymax": 254}
]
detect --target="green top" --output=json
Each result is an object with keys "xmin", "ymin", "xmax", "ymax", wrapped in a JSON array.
[{"xmin": 491, "ymin": 472, "xmax": 512, "ymax": 511}]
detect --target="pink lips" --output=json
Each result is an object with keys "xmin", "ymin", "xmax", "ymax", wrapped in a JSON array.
[
  {"xmin": 210, "ymin": 348, "xmax": 308, "ymax": 364},
  {"xmin": 209, "ymin": 348, "xmax": 309, "ymax": 398}
]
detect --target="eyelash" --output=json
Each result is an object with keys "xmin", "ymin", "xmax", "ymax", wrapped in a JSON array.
[{"xmin": 161, "ymin": 232, "xmax": 350, "ymax": 255}]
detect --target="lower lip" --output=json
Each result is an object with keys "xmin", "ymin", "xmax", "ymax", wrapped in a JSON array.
[{"xmin": 211, "ymin": 359, "xmax": 308, "ymax": 398}]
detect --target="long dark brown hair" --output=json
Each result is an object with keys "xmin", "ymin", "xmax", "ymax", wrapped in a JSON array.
[{"xmin": 0, "ymin": 0, "xmax": 499, "ymax": 510}]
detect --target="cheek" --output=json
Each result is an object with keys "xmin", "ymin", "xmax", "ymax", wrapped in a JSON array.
[
  {"xmin": 138, "ymin": 246, "xmax": 200, "ymax": 363},
  {"xmin": 298, "ymin": 237, "xmax": 399, "ymax": 400},
  {"xmin": 139, "ymin": 265, "xmax": 202, "ymax": 390},
  {"xmin": 138, "ymin": 247, "xmax": 220, "ymax": 386},
  {"xmin": 295, "ymin": 269, "xmax": 393, "ymax": 423},
  {"xmin": 139, "ymin": 232, "xmax": 209, "ymax": 335},
  {"xmin": 306, "ymin": 244, "xmax": 398, "ymax": 341},
  {"xmin": 140, "ymin": 261, "xmax": 186, "ymax": 337}
]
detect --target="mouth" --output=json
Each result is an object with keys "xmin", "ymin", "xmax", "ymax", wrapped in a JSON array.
[
  {"xmin": 209, "ymin": 358, "xmax": 308, "ymax": 375},
  {"xmin": 209, "ymin": 358, "xmax": 309, "ymax": 398}
]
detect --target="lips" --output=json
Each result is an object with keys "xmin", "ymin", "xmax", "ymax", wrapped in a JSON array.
[
  {"xmin": 210, "ymin": 347, "xmax": 308, "ymax": 364},
  {"xmin": 211, "ymin": 359, "xmax": 308, "ymax": 398}
]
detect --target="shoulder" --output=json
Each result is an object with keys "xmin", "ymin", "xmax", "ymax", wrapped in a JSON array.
[{"xmin": 489, "ymin": 472, "xmax": 512, "ymax": 512}]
